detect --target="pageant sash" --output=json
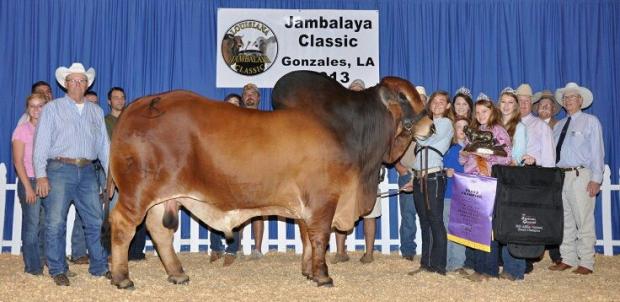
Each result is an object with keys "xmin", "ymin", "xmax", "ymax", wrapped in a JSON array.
[{"xmin": 447, "ymin": 172, "xmax": 497, "ymax": 252}]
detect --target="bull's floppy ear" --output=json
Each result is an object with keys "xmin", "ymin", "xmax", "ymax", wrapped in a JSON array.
[{"xmin": 377, "ymin": 86, "xmax": 393, "ymax": 107}]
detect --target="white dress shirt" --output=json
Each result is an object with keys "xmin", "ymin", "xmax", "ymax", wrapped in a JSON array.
[{"xmin": 522, "ymin": 113, "xmax": 555, "ymax": 167}]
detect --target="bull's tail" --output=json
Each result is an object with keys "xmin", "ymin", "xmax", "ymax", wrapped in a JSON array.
[
  {"xmin": 162, "ymin": 200, "xmax": 180, "ymax": 230},
  {"xmin": 106, "ymin": 165, "xmax": 116, "ymax": 200},
  {"xmin": 101, "ymin": 164, "xmax": 115, "ymax": 255}
]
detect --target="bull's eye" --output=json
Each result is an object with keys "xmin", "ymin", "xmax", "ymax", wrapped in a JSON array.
[{"xmin": 398, "ymin": 92, "xmax": 407, "ymax": 102}]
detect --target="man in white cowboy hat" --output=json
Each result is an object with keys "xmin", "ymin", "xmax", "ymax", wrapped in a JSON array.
[
  {"xmin": 33, "ymin": 62, "xmax": 110, "ymax": 285},
  {"xmin": 532, "ymin": 90, "xmax": 561, "ymax": 129},
  {"xmin": 548, "ymin": 82, "xmax": 604, "ymax": 275},
  {"xmin": 516, "ymin": 84, "xmax": 555, "ymax": 168}
]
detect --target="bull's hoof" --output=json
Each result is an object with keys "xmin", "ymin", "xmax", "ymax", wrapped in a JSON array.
[
  {"xmin": 302, "ymin": 272, "xmax": 312, "ymax": 280},
  {"xmin": 167, "ymin": 274, "xmax": 190, "ymax": 285},
  {"xmin": 316, "ymin": 277, "xmax": 334, "ymax": 287},
  {"xmin": 112, "ymin": 278, "xmax": 135, "ymax": 290}
]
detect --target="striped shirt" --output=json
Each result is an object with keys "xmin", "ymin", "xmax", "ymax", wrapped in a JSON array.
[{"xmin": 33, "ymin": 95, "xmax": 109, "ymax": 178}]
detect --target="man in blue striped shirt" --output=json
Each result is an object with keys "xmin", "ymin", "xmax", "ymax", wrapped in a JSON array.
[{"xmin": 34, "ymin": 62, "xmax": 110, "ymax": 286}]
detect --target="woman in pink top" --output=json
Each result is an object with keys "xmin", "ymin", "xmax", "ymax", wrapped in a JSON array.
[
  {"xmin": 12, "ymin": 93, "xmax": 47, "ymax": 275},
  {"xmin": 459, "ymin": 95, "xmax": 512, "ymax": 282},
  {"xmin": 459, "ymin": 97, "xmax": 512, "ymax": 176}
]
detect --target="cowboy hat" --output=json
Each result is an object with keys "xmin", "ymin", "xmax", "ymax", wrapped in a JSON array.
[
  {"xmin": 532, "ymin": 90, "xmax": 561, "ymax": 116},
  {"xmin": 415, "ymin": 86, "xmax": 427, "ymax": 97},
  {"xmin": 515, "ymin": 84, "xmax": 533, "ymax": 97},
  {"xmin": 555, "ymin": 82, "xmax": 593, "ymax": 109},
  {"xmin": 55, "ymin": 62, "xmax": 95, "ymax": 88},
  {"xmin": 349, "ymin": 79, "xmax": 366, "ymax": 91}
]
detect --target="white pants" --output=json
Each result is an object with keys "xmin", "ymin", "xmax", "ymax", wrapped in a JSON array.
[{"xmin": 559, "ymin": 168, "xmax": 596, "ymax": 270}]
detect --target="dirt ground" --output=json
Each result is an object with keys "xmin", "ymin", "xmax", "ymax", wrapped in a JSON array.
[{"xmin": 0, "ymin": 251, "xmax": 619, "ymax": 302}]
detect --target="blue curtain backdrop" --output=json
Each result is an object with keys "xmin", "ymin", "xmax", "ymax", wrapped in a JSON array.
[{"xmin": 1, "ymin": 0, "xmax": 619, "ymax": 253}]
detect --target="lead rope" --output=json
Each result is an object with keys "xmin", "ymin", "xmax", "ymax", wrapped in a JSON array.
[{"xmin": 423, "ymin": 146, "xmax": 430, "ymax": 210}]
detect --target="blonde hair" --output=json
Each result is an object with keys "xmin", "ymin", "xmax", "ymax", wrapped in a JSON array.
[
  {"xmin": 26, "ymin": 93, "xmax": 47, "ymax": 108},
  {"xmin": 24, "ymin": 93, "xmax": 47, "ymax": 122}
]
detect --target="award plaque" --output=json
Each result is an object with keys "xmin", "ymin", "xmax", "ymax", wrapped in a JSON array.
[{"xmin": 463, "ymin": 126, "xmax": 508, "ymax": 157}]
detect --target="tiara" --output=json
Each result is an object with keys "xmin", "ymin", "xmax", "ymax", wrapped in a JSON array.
[
  {"xmin": 501, "ymin": 86, "xmax": 516, "ymax": 95},
  {"xmin": 455, "ymin": 86, "xmax": 472, "ymax": 98},
  {"xmin": 476, "ymin": 92, "xmax": 490, "ymax": 101}
]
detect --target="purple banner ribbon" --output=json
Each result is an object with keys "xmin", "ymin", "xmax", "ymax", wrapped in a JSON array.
[{"xmin": 447, "ymin": 172, "xmax": 497, "ymax": 252}]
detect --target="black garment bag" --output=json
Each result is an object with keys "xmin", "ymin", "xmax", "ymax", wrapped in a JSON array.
[{"xmin": 491, "ymin": 165, "xmax": 564, "ymax": 258}]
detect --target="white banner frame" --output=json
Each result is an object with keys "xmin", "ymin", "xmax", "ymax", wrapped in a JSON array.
[{"xmin": 216, "ymin": 8, "xmax": 379, "ymax": 88}]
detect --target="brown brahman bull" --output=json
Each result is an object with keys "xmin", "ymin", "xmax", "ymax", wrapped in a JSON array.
[{"xmin": 107, "ymin": 71, "xmax": 433, "ymax": 289}]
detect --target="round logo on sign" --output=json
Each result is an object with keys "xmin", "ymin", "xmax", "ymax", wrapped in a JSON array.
[{"xmin": 221, "ymin": 20, "xmax": 278, "ymax": 76}]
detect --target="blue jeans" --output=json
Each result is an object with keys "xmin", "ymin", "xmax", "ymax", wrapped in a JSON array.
[
  {"xmin": 501, "ymin": 244, "xmax": 526, "ymax": 279},
  {"xmin": 210, "ymin": 230, "xmax": 240, "ymax": 255},
  {"xmin": 129, "ymin": 222, "xmax": 147, "ymax": 259},
  {"xmin": 71, "ymin": 212, "xmax": 87, "ymax": 259},
  {"xmin": 42, "ymin": 160, "xmax": 108, "ymax": 276},
  {"xmin": 18, "ymin": 178, "xmax": 46, "ymax": 274},
  {"xmin": 412, "ymin": 173, "xmax": 447, "ymax": 274},
  {"xmin": 443, "ymin": 198, "xmax": 466, "ymax": 271},
  {"xmin": 471, "ymin": 241, "xmax": 499, "ymax": 277},
  {"xmin": 398, "ymin": 172, "xmax": 417, "ymax": 257},
  {"xmin": 71, "ymin": 161, "xmax": 106, "ymax": 259}
]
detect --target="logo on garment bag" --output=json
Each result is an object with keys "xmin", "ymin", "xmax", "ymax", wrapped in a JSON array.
[
  {"xmin": 221, "ymin": 20, "xmax": 279, "ymax": 76},
  {"xmin": 516, "ymin": 213, "xmax": 543, "ymax": 233}
]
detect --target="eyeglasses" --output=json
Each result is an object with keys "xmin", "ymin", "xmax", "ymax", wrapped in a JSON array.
[
  {"xmin": 562, "ymin": 94, "xmax": 580, "ymax": 101},
  {"xmin": 67, "ymin": 79, "xmax": 88, "ymax": 85}
]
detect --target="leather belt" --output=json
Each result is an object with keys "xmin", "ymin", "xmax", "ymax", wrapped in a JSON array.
[
  {"xmin": 559, "ymin": 166, "xmax": 584, "ymax": 176},
  {"xmin": 54, "ymin": 157, "xmax": 94, "ymax": 167},
  {"xmin": 412, "ymin": 167, "xmax": 443, "ymax": 178}
]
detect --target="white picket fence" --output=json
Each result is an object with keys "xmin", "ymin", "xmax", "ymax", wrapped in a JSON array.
[
  {"xmin": 0, "ymin": 162, "xmax": 414, "ymax": 256},
  {"xmin": 1, "ymin": 162, "xmax": 619, "ymax": 256}
]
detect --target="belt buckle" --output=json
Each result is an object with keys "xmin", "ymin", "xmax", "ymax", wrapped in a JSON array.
[{"xmin": 76, "ymin": 158, "xmax": 89, "ymax": 167}]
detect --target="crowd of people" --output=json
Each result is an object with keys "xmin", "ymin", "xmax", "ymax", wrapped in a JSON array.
[
  {"xmin": 382, "ymin": 82, "xmax": 604, "ymax": 281},
  {"xmin": 11, "ymin": 62, "xmax": 605, "ymax": 286}
]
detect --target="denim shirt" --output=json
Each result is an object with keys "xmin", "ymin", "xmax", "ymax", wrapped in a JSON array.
[{"xmin": 413, "ymin": 117, "xmax": 454, "ymax": 170}]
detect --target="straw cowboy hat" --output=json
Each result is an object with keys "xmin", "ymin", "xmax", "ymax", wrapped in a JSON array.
[
  {"xmin": 55, "ymin": 62, "xmax": 95, "ymax": 88},
  {"xmin": 555, "ymin": 82, "xmax": 593, "ymax": 109},
  {"xmin": 532, "ymin": 90, "xmax": 561, "ymax": 116},
  {"xmin": 515, "ymin": 84, "xmax": 533, "ymax": 97}
]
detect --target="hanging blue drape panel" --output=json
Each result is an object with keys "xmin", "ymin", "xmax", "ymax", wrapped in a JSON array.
[{"xmin": 1, "ymin": 0, "xmax": 619, "ymax": 253}]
